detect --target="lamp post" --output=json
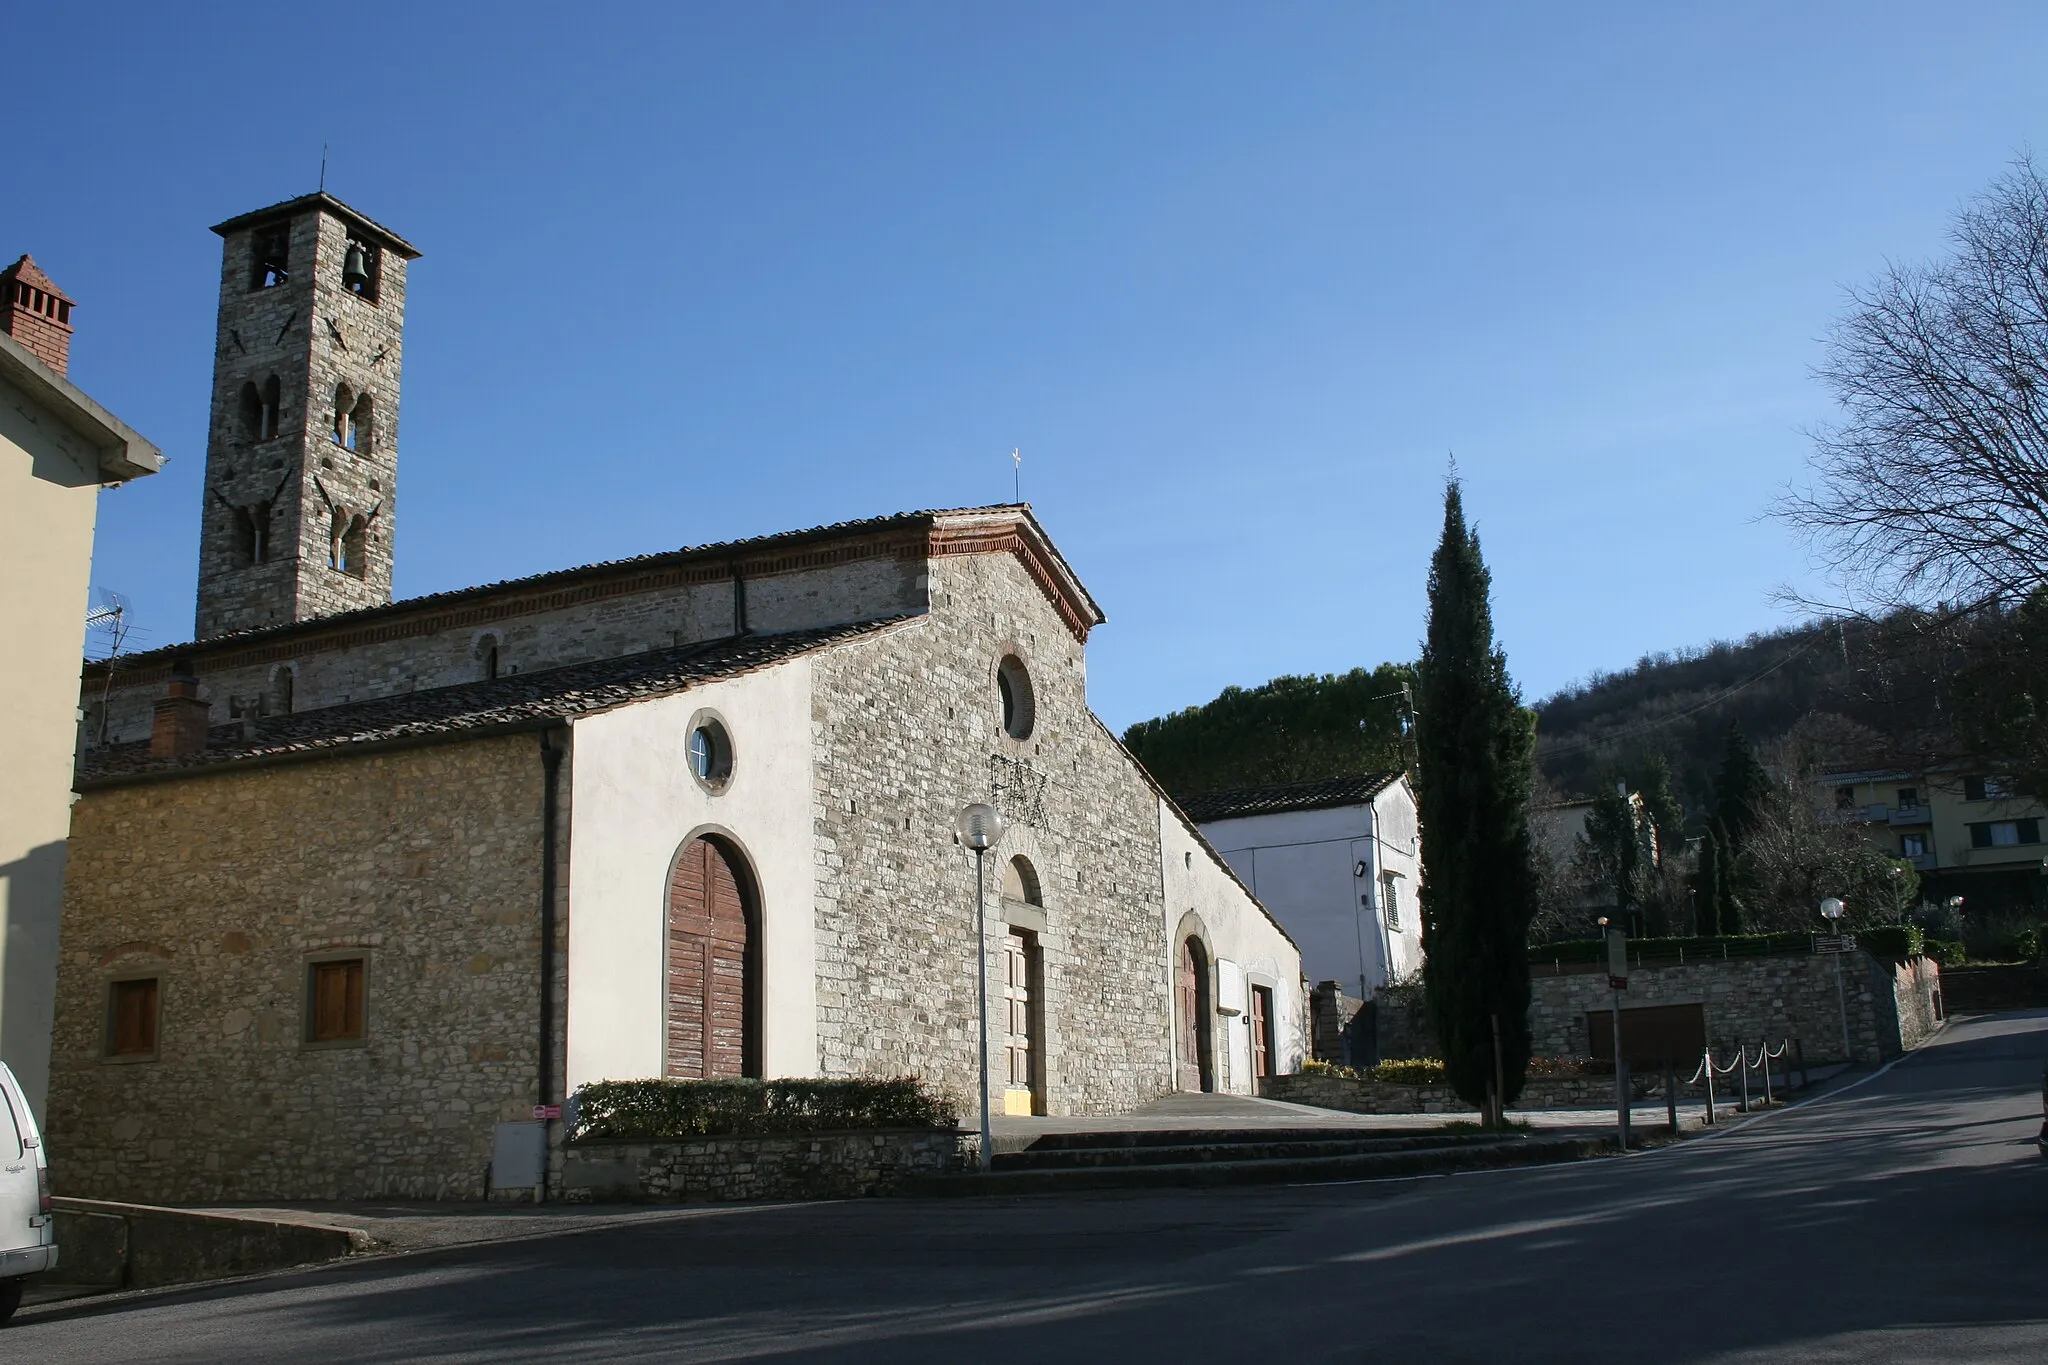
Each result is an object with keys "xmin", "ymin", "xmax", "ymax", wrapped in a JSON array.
[
  {"xmin": 1821, "ymin": 897, "xmax": 1851, "ymax": 1063},
  {"xmin": 954, "ymin": 802, "xmax": 1007, "ymax": 1175}
]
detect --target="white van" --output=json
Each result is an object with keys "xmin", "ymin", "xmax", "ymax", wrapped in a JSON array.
[{"xmin": 0, "ymin": 1063, "xmax": 55, "ymax": 1324}]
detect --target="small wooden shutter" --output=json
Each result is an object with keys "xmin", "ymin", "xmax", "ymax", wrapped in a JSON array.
[
  {"xmin": 109, "ymin": 979, "xmax": 158, "ymax": 1056},
  {"xmin": 310, "ymin": 960, "xmax": 366, "ymax": 1041}
]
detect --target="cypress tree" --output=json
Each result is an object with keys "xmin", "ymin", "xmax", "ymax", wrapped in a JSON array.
[
  {"xmin": 1706, "ymin": 725, "xmax": 1770, "ymax": 933},
  {"xmin": 1415, "ymin": 481, "xmax": 1540, "ymax": 1120},
  {"xmin": 1694, "ymin": 824, "xmax": 1724, "ymax": 935}
]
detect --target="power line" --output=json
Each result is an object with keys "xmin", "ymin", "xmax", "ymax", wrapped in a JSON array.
[{"xmin": 1536, "ymin": 632, "xmax": 1828, "ymax": 759}]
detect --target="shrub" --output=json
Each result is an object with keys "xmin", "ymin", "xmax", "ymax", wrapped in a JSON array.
[
  {"xmin": 1857, "ymin": 924, "xmax": 1924, "ymax": 960},
  {"xmin": 2015, "ymin": 928, "xmax": 2043, "ymax": 963},
  {"xmin": 1528, "ymin": 933, "xmax": 1811, "ymax": 964},
  {"xmin": 1524, "ymin": 1056, "xmax": 1600, "ymax": 1078},
  {"xmin": 1372, "ymin": 1058, "xmax": 1446, "ymax": 1085},
  {"xmin": 570, "ymin": 1077, "xmax": 957, "ymax": 1141},
  {"xmin": 1922, "ymin": 937, "xmax": 1966, "ymax": 966}
]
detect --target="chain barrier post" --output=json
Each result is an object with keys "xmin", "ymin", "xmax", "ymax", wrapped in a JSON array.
[
  {"xmin": 1702, "ymin": 1046, "xmax": 1715, "ymax": 1125},
  {"xmin": 1739, "ymin": 1045, "xmax": 1751, "ymax": 1114},
  {"xmin": 1665, "ymin": 1056, "xmax": 1679, "ymax": 1135},
  {"xmin": 1794, "ymin": 1037, "xmax": 1807, "ymax": 1090},
  {"xmin": 1762, "ymin": 1044, "xmax": 1774, "ymax": 1107}
]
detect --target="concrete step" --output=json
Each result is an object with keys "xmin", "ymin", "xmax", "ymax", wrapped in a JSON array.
[
  {"xmin": 993, "ymin": 1131, "xmax": 1526, "ymax": 1171},
  {"xmin": 904, "ymin": 1135, "xmax": 1609, "ymax": 1196}
]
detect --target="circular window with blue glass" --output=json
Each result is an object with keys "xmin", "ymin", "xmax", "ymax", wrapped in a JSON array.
[{"xmin": 686, "ymin": 712, "xmax": 734, "ymax": 792}]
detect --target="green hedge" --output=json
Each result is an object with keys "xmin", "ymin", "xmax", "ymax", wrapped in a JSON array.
[
  {"xmin": 1856, "ymin": 924, "xmax": 1924, "ymax": 960},
  {"xmin": 570, "ymin": 1077, "xmax": 958, "ymax": 1141},
  {"xmin": 1922, "ymin": 938, "xmax": 1966, "ymax": 966},
  {"xmin": 1530, "ymin": 933, "xmax": 1811, "ymax": 964}
]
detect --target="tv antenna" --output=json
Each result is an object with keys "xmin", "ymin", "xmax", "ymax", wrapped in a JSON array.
[
  {"xmin": 1012, "ymin": 447, "xmax": 1021, "ymax": 504},
  {"xmin": 85, "ymin": 588, "xmax": 133, "ymax": 747}
]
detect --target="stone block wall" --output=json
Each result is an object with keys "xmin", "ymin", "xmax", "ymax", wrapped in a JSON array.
[
  {"xmin": 197, "ymin": 205, "xmax": 412, "ymax": 638},
  {"xmin": 1371, "ymin": 953, "xmax": 1941, "ymax": 1067},
  {"xmin": 88, "ymin": 538, "xmax": 926, "ymax": 747},
  {"xmin": 47, "ymin": 733, "xmax": 550, "ymax": 1202},
  {"xmin": 560, "ymin": 1128, "xmax": 967, "ymax": 1202},
  {"xmin": 811, "ymin": 551, "xmax": 1176, "ymax": 1117}
]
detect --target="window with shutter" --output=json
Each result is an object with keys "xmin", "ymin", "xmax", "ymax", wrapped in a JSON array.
[
  {"xmin": 308, "ymin": 959, "xmax": 366, "ymax": 1043},
  {"xmin": 106, "ymin": 978, "xmax": 159, "ymax": 1058}
]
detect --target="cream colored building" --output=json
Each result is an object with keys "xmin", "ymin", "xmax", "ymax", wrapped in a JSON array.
[
  {"xmin": 0, "ymin": 259, "xmax": 162, "ymax": 1119},
  {"xmin": 1822, "ymin": 767, "xmax": 2048, "ymax": 915}
]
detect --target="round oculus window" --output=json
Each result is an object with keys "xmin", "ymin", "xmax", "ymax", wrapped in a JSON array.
[
  {"xmin": 997, "ymin": 655, "xmax": 1036, "ymax": 740},
  {"xmin": 687, "ymin": 716, "xmax": 734, "ymax": 789}
]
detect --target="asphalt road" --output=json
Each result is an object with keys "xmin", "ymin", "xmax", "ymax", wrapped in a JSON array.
[{"xmin": 14, "ymin": 1010, "xmax": 2048, "ymax": 1363}]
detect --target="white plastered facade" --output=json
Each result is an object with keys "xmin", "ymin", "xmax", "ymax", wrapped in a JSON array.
[
  {"xmin": 1157, "ymin": 803, "xmax": 1307, "ymax": 1095},
  {"xmin": 1200, "ymin": 779, "xmax": 1422, "ymax": 1001},
  {"xmin": 563, "ymin": 657, "xmax": 819, "ymax": 1089}
]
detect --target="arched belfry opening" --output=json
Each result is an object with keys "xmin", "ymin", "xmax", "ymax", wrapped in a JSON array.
[
  {"xmin": 665, "ymin": 834, "xmax": 760, "ymax": 1080},
  {"xmin": 1176, "ymin": 929, "xmax": 1215, "ymax": 1093}
]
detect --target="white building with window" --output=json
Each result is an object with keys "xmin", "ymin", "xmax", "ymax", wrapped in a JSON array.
[{"xmin": 1187, "ymin": 774, "xmax": 1421, "ymax": 1000}]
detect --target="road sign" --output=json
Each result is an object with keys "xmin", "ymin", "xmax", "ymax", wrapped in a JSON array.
[
  {"xmin": 532, "ymin": 1104, "xmax": 562, "ymax": 1121},
  {"xmin": 1812, "ymin": 935, "xmax": 1857, "ymax": 954}
]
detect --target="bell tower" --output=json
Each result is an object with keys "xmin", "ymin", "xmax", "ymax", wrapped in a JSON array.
[{"xmin": 194, "ymin": 193, "xmax": 420, "ymax": 640}]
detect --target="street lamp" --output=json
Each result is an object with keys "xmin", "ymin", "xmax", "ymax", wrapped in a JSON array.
[
  {"xmin": 954, "ymin": 802, "xmax": 1007, "ymax": 1175},
  {"xmin": 1820, "ymin": 897, "xmax": 1851, "ymax": 1063}
]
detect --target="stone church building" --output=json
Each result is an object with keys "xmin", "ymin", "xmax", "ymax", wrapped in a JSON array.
[{"xmin": 49, "ymin": 193, "xmax": 1303, "ymax": 1202}]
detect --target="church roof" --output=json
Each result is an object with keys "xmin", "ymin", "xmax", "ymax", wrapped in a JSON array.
[
  {"xmin": 78, "ymin": 617, "xmax": 909, "ymax": 788},
  {"xmin": 86, "ymin": 504, "xmax": 1102, "ymax": 686},
  {"xmin": 1178, "ymin": 771, "xmax": 1405, "ymax": 824}
]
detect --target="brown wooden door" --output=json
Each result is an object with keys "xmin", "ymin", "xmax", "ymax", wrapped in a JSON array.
[
  {"xmin": 1177, "ymin": 937, "xmax": 1209, "ymax": 1091},
  {"xmin": 667, "ymin": 837, "xmax": 753, "ymax": 1079},
  {"xmin": 1249, "ymin": 985, "xmax": 1272, "ymax": 1081}
]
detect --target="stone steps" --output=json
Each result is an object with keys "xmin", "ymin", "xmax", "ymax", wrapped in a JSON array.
[
  {"xmin": 993, "ymin": 1130, "xmax": 1523, "ymax": 1170},
  {"xmin": 904, "ymin": 1134, "xmax": 1609, "ymax": 1196}
]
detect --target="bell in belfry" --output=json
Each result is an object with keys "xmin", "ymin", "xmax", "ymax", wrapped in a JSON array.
[{"xmin": 343, "ymin": 242, "xmax": 370, "ymax": 291}]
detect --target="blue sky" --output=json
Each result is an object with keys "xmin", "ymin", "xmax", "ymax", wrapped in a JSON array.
[{"xmin": 13, "ymin": 3, "xmax": 2046, "ymax": 730}]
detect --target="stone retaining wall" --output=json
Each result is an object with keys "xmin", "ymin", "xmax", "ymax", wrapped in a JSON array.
[
  {"xmin": 560, "ymin": 1128, "xmax": 969, "ymax": 1202},
  {"xmin": 1373, "ymin": 953, "xmax": 1942, "ymax": 1067},
  {"xmin": 49, "ymin": 1197, "xmax": 369, "ymax": 1290}
]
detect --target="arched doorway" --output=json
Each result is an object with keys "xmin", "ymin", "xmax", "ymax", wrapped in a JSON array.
[
  {"xmin": 999, "ymin": 855, "xmax": 1046, "ymax": 1116},
  {"xmin": 1177, "ymin": 935, "xmax": 1214, "ymax": 1092},
  {"xmin": 665, "ymin": 835, "xmax": 759, "ymax": 1079}
]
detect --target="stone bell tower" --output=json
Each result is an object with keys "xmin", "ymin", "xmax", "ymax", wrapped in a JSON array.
[{"xmin": 194, "ymin": 194, "xmax": 420, "ymax": 640}]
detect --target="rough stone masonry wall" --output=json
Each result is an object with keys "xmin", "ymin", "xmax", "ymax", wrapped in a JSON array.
[
  {"xmin": 560, "ymin": 1129, "xmax": 967, "ymax": 1203},
  {"xmin": 197, "ymin": 208, "xmax": 410, "ymax": 639},
  {"xmin": 811, "ymin": 551, "xmax": 1175, "ymax": 1117},
  {"xmin": 1375, "ymin": 954, "xmax": 1941, "ymax": 1068},
  {"xmin": 48, "ymin": 733, "xmax": 549, "ymax": 1203},
  {"xmin": 90, "ymin": 548, "xmax": 925, "ymax": 747}
]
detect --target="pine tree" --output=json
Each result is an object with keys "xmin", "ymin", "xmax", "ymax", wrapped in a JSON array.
[{"xmin": 1415, "ymin": 481, "xmax": 1540, "ymax": 1121}]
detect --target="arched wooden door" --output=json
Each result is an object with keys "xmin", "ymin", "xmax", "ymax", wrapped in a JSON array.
[
  {"xmin": 666, "ymin": 837, "xmax": 756, "ymax": 1079},
  {"xmin": 1177, "ymin": 936, "xmax": 1213, "ymax": 1092}
]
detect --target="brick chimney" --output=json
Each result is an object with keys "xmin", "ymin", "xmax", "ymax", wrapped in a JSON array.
[
  {"xmin": 1, "ymin": 254, "xmax": 75, "ymax": 376},
  {"xmin": 150, "ymin": 666, "xmax": 213, "ymax": 758}
]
